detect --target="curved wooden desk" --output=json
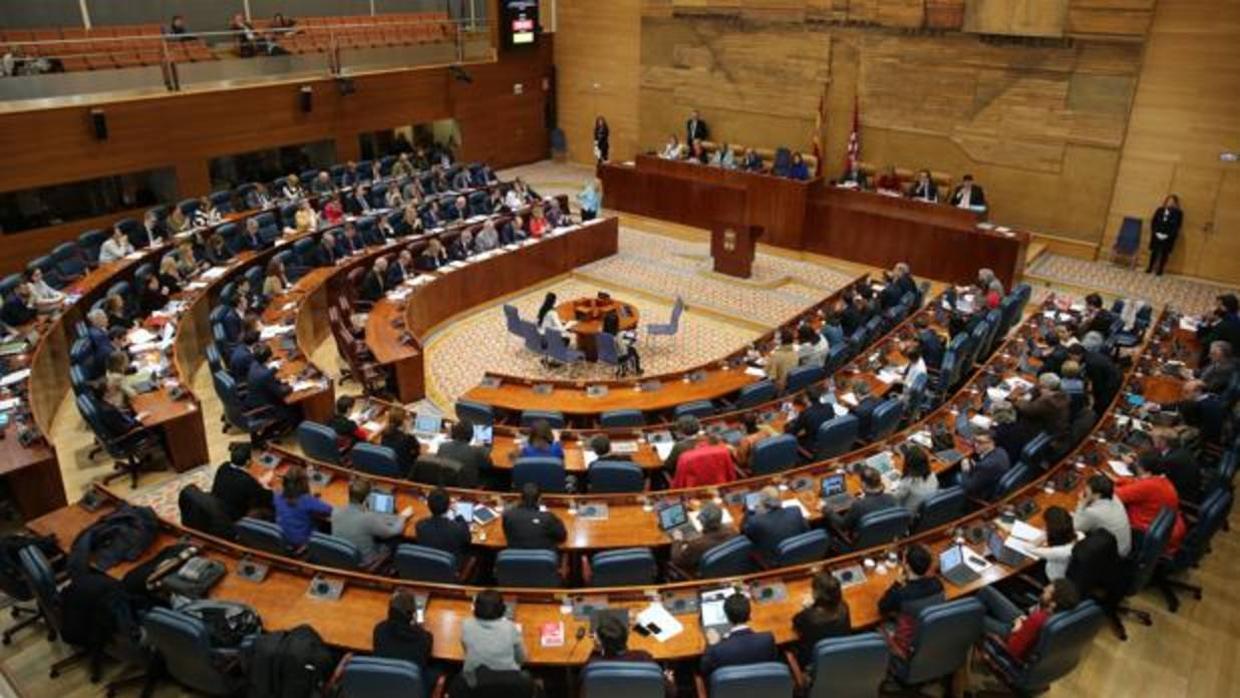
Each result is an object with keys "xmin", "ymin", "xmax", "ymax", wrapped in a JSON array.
[{"xmin": 556, "ymin": 296, "xmax": 639, "ymax": 361}]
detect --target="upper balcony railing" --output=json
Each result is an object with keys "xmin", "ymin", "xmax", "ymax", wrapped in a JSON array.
[{"xmin": 0, "ymin": 14, "xmax": 494, "ymax": 107}]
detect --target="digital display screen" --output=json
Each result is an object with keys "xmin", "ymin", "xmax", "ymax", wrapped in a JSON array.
[{"xmin": 502, "ymin": 0, "xmax": 539, "ymax": 49}]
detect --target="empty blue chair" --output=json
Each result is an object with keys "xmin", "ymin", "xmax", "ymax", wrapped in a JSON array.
[
  {"xmin": 852, "ymin": 507, "xmax": 912, "ymax": 549},
  {"xmin": 350, "ymin": 443, "xmax": 402, "ymax": 478},
  {"xmin": 698, "ymin": 536, "xmax": 758, "ymax": 579},
  {"xmin": 867, "ymin": 400, "xmax": 903, "ymax": 440},
  {"xmin": 306, "ymin": 532, "xmax": 366, "ymax": 570},
  {"xmin": 502, "ymin": 304, "xmax": 522, "ymax": 338},
  {"xmin": 772, "ymin": 528, "xmax": 830, "ymax": 567},
  {"xmin": 77, "ymin": 228, "xmax": 108, "ymax": 263},
  {"xmin": 338, "ymin": 656, "xmax": 433, "ymax": 698},
  {"xmin": 142, "ymin": 608, "xmax": 246, "ymax": 696},
  {"xmin": 216, "ymin": 222, "xmax": 240, "ymax": 253},
  {"xmin": 823, "ymin": 343, "xmax": 849, "ymax": 373},
  {"xmin": 646, "ymin": 296, "xmax": 684, "ymax": 346},
  {"xmin": 982, "ymin": 601, "xmax": 1105, "ymax": 695},
  {"xmin": 750, "ymin": 434, "xmax": 798, "ymax": 475},
  {"xmin": 177, "ymin": 198, "xmax": 200, "ymax": 218},
  {"xmin": 209, "ymin": 190, "xmax": 233, "ymax": 214},
  {"xmin": 513, "ymin": 457, "xmax": 568, "ymax": 493},
  {"xmin": 52, "ymin": 242, "xmax": 87, "ymax": 279},
  {"xmin": 581, "ymin": 661, "xmax": 665, "ymax": 698},
  {"xmin": 297, "ymin": 420, "xmax": 342, "ymax": 464},
  {"xmin": 588, "ymin": 460, "xmax": 644, "ymax": 493},
  {"xmin": 595, "ymin": 332, "xmax": 622, "ymax": 371},
  {"xmin": 806, "ymin": 633, "xmax": 890, "ymax": 698},
  {"xmin": 673, "ymin": 400, "xmax": 714, "ymax": 419},
  {"xmin": 393, "ymin": 544, "xmax": 460, "ymax": 583},
  {"xmin": 495, "ymin": 549, "xmax": 561, "ymax": 587},
  {"xmin": 236, "ymin": 517, "xmax": 293, "ymax": 555},
  {"xmin": 521, "ymin": 410, "xmax": 566, "ymax": 429},
  {"xmin": 992, "ymin": 463, "xmax": 1033, "ymax": 500},
  {"xmin": 1019, "ymin": 432, "xmax": 1053, "ymax": 470},
  {"xmin": 518, "ymin": 321, "xmax": 546, "ymax": 356},
  {"xmin": 709, "ymin": 662, "xmax": 794, "ymax": 698},
  {"xmin": 913, "ymin": 486, "xmax": 966, "ymax": 533},
  {"xmin": 890, "ymin": 597, "xmax": 985, "ymax": 688},
  {"xmin": 735, "ymin": 379, "xmax": 777, "ymax": 409},
  {"xmin": 546, "ymin": 328, "xmax": 585, "ymax": 368},
  {"xmin": 784, "ymin": 365, "xmax": 824, "ymax": 395},
  {"xmin": 588, "ymin": 548, "xmax": 657, "ymax": 586},
  {"xmin": 600, "ymin": 409, "xmax": 644, "ymax": 428},
  {"xmin": 455, "ymin": 399, "xmax": 494, "ymax": 427},
  {"xmin": 1111, "ymin": 216, "xmax": 1142, "ymax": 269},
  {"xmin": 814, "ymin": 413, "xmax": 860, "ymax": 459}
]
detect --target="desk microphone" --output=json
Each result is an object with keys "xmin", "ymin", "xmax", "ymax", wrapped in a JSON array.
[{"xmin": 569, "ymin": 625, "xmax": 588, "ymax": 656}]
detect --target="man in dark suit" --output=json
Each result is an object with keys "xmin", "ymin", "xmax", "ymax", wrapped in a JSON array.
[
  {"xmin": 438, "ymin": 420, "xmax": 497, "ymax": 488},
  {"xmin": 82, "ymin": 309, "xmax": 116, "ymax": 375},
  {"xmin": 414, "ymin": 487, "xmax": 472, "ymax": 561},
  {"xmin": 94, "ymin": 391, "xmax": 146, "ymax": 444},
  {"xmin": 784, "ymin": 384, "xmax": 836, "ymax": 452},
  {"xmin": 825, "ymin": 467, "xmax": 898, "ymax": 537},
  {"xmin": 1037, "ymin": 326, "xmax": 1071, "ymax": 378},
  {"xmin": 700, "ymin": 594, "xmax": 777, "ymax": 677},
  {"xmin": 445, "ymin": 195, "xmax": 470, "ymax": 222},
  {"xmin": 134, "ymin": 211, "xmax": 167, "ymax": 248},
  {"xmin": 338, "ymin": 224, "xmax": 366, "ymax": 256},
  {"xmin": 388, "ymin": 250, "xmax": 415, "ymax": 286},
  {"xmin": 347, "ymin": 184, "xmax": 373, "ymax": 216},
  {"xmin": 1196, "ymin": 340, "xmax": 1236, "ymax": 394},
  {"xmin": 949, "ymin": 174, "xmax": 986, "ymax": 208},
  {"xmin": 1138, "ymin": 429, "xmax": 1201, "ymax": 504},
  {"xmin": 312, "ymin": 233, "xmax": 338, "ymax": 267},
  {"xmin": 360, "ymin": 258, "xmax": 388, "ymax": 303},
  {"xmin": 1, "ymin": 284, "xmax": 37, "ymax": 328},
  {"xmin": 741, "ymin": 487, "xmax": 808, "ymax": 563},
  {"xmin": 218, "ymin": 296, "xmax": 246, "ymax": 346},
  {"xmin": 1015, "ymin": 373, "xmax": 1072, "ymax": 453},
  {"xmin": 914, "ymin": 316, "xmax": 945, "ymax": 371},
  {"xmin": 228, "ymin": 330, "xmax": 259, "ymax": 381},
  {"xmin": 907, "ymin": 170, "xmax": 938, "ymax": 202},
  {"xmin": 849, "ymin": 380, "xmax": 883, "ymax": 439},
  {"xmin": 1197, "ymin": 294, "xmax": 1240, "ymax": 367},
  {"xmin": 501, "ymin": 483, "xmax": 566, "ymax": 550},
  {"xmin": 1079, "ymin": 294, "xmax": 1117, "ymax": 338},
  {"xmin": 243, "ymin": 344, "xmax": 294, "ymax": 424},
  {"xmin": 686, "ymin": 109, "xmax": 709, "ymax": 144},
  {"xmin": 211, "ymin": 442, "xmax": 272, "ymax": 521},
  {"xmin": 1070, "ymin": 340, "xmax": 1122, "ymax": 414},
  {"xmin": 1164, "ymin": 379, "xmax": 1227, "ymax": 447},
  {"xmin": 420, "ymin": 201, "xmax": 443, "ymax": 229},
  {"xmin": 245, "ymin": 183, "xmax": 273, "ymax": 210},
  {"xmin": 241, "ymin": 218, "xmax": 268, "ymax": 251},
  {"xmin": 959, "ymin": 429, "xmax": 1011, "ymax": 501}
]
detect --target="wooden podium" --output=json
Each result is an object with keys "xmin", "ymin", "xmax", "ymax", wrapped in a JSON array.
[{"xmin": 711, "ymin": 223, "xmax": 763, "ymax": 279}]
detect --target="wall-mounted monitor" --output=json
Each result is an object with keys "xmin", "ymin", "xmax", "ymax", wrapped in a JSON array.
[{"xmin": 501, "ymin": 0, "xmax": 539, "ymax": 49}]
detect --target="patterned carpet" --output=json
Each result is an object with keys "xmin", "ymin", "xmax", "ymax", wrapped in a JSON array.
[{"xmin": 1027, "ymin": 253, "xmax": 1230, "ymax": 316}]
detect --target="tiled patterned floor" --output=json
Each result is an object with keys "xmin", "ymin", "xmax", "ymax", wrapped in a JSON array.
[{"xmin": 1028, "ymin": 253, "xmax": 1230, "ymax": 316}]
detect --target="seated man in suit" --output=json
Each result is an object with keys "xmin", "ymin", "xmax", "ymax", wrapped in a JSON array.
[
  {"xmin": 218, "ymin": 295, "xmax": 247, "ymax": 347},
  {"xmin": 877, "ymin": 544, "xmax": 945, "ymax": 655},
  {"xmin": 1, "ymin": 283, "xmax": 37, "ymax": 328},
  {"xmin": 825, "ymin": 467, "xmax": 897, "ymax": 538},
  {"xmin": 388, "ymin": 249, "xmax": 415, "ymax": 286},
  {"xmin": 135, "ymin": 210, "xmax": 168, "ymax": 249},
  {"xmin": 838, "ymin": 164, "xmax": 869, "ymax": 189},
  {"xmin": 420, "ymin": 201, "xmax": 443, "ymax": 229},
  {"xmin": 912, "ymin": 315, "xmax": 944, "ymax": 371},
  {"xmin": 849, "ymin": 379, "xmax": 883, "ymax": 438},
  {"xmin": 445, "ymin": 195, "xmax": 470, "ymax": 222},
  {"xmin": 741, "ymin": 486, "xmax": 808, "ymax": 563},
  {"xmin": 1070, "ymin": 337, "xmax": 1122, "ymax": 415},
  {"xmin": 94, "ymin": 387, "xmax": 147, "ymax": 442},
  {"xmin": 784, "ymin": 383, "xmax": 837, "ymax": 452},
  {"xmin": 501, "ymin": 483, "xmax": 567, "ymax": 550},
  {"xmin": 1194, "ymin": 340, "xmax": 1236, "ymax": 395},
  {"xmin": 228, "ymin": 329, "xmax": 260, "ymax": 381},
  {"xmin": 1079, "ymin": 293, "xmax": 1117, "ymax": 339},
  {"xmin": 245, "ymin": 183, "xmax": 274, "ymax": 210},
  {"xmin": 312, "ymin": 233, "xmax": 339, "ymax": 267},
  {"xmin": 311, "ymin": 170, "xmax": 336, "ymax": 197},
  {"xmin": 907, "ymin": 169, "xmax": 938, "ymax": 203},
  {"xmin": 1150, "ymin": 379, "xmax": 1227, "ymax": 447},
  {"xmin": 241, "ymin": 217, "xmax": 269, "ymax": 251},
  {"xmin": 360, "ymin": 257, "xmax": 389, "ymax": 303},
  {"xmin": 670, "ymin": 503, "xmax": 737, "ymax": 574},
  {"xmin": 949, "ymin": 174, "xmax": 986, "ymax": 209},
  {"xmin": 700, "ymin": 594, "xmax": 777, "ymax": 677},
  {"xmin": 331, "ymin": 478, "xmax": 410, "ymax": 566},
  {"xmin": 243, "ymin": 343, "xmax": 295, "ymax": 426},
  {"xmin": 1196, "ymin": 293, "xmax": 1240, "ymax": 367},
  {"xmin": 437, "ymin": 420, "xmax": 497, "ymax": 487},
  {"xmin": 958, "ymin": 429, "xmax": 1011, "ymax": 501},
  {"xmin": 210, "ymin": 442, "xmax": 273, "ymax": 521},
  {"xmin": 337, "ymin": 223, "xmax": 366, "ymax": 256},
  {"xmin": 499, "ymin": 215, "xmax": 527, "ymax": 245},
  {"xmin": 348, "ymin": 184, "xmax": 374, "ymax": 216},
  {"xmin": 83, "ymin": 308, "xmax": 118, "ymax": 374},
  {"xmin": 414, "ymin": 487, "xmax": 472, "ymax": 561}
]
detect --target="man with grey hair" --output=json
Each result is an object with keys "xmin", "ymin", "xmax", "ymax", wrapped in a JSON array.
[
  {"xmin": 976, "ymin": 268, "xmax": 1002, "ymax": 296},
  {"xmin": 84, "ymin": 307, "xmax": 117, "ymax": 373},
  {"xmin": 741, "ymin": 485, "xmax": 808, "ymax": 563},
  {"xmin": 1015, "ymin": 372, "xmax": 1071, "ymax": 453},
  {"xmin": 1195, "ymin": 340, "xmax": 1235, "ymax": 394},
  {"xmin": 670, "ymin": 501, "xmax": 736, "ymax": 574}
]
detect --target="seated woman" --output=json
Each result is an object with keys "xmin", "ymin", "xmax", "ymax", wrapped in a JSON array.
[
  {"xmin": 167, "ymin": 206, "xmax": 191, "ymax": 234},
  {"xmin": 104, "ymin": 293, "xmax": 134, "ymax": 331},
  {"xmin": 380, "ymin": 405, "xmax": 421, "ymax": 474},
  {"xmin": 416, "ymin": 238, "xmax": 449, "ymax": 271},
  {"xmin": 978, "ymin": 579, "xmax": 1081, "ymax": 663},
  {"xmin": 176, "ymin": 241, "xmax": 205, "ymax": 277},
  {"xmin": 157, "ymin": 256, "xmax": 184, "ymax": 294},
  {"xmin": 372, "ymin": 589, "xmax": 434, "ymax": 673},
  {"xmin": 26, "ymin": 268, "xmax": 65, "ymax": 312},
  {"xmin": 138, "ymin": 272, "xmax": 170, "ymax": 314},
  {"xmin": 890, "ymin": 443, "xmax": 939, "ymax": 514},
  {"xmin": 518, "ymin": 420, "xmax": 564, "ymax": 460},
  {"xmin": 792, "ymin": 572, "xmax": 852, "ymax": 666},
  {"xmin": 1028, "ymin": 505, "xmax": 1079, "ymax": 581},
  {"xmin": 589, "ymin": 612, "xmax": 654, "ymax": 664},
  {"xmin": 527, "ymin": 206, "xmax": 549, "ymax": 239},
  {"xmin": 281, "ymin": 174, "xmax": 305, "ymax": 201},
  {"xmin": 602, "ymin": 310, "xmax": 641, "ymax": 376},
  {"xmin": 192, "ymin": 196, "xmax": 222, "ymax": 228},
  {"xmin": 262, "ymin": 258, "xmax": 289, "ymax": 300},
  {"xmin": 660, "ymin": 134, "xmax": 683, "ymax": 160},
  {"xmin": 204, "ymin": 232, "xmax": 234, "ymax": 266},
  {"xmin": 710, "ymin": 142, "xmax": 736, "ymax": 169},
  {"xmin": 321, "ymin": 194, "xmax": 345, "ymax": 227},
  {"xmin": 454, "ymin": 590, "xmax": 527, "ymax": 694},
  {"xmin": 273, "ymin": 465, "xmax": 332, "ymax": 547}
]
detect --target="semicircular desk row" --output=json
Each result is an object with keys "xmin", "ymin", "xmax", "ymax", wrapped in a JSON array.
[
  {"xmin": 2, "ymin": 175, "xmax": 585, "ymax": 517},
  {"xmin": 29, "ymin": 308, "xmax": 1176, "ymax": 663}
]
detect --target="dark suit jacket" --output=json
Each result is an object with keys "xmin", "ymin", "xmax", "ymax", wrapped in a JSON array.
[
  {"xmin": 1140, "ymin": 447, "xmax": 1200, "ymax": 504},
  {"xmin": 133, "ymin": 223, "xmax": 166, "ymax": 248},
  {"xmin": 851, "ymin": 396, "xmax": 883, "ymax": 439},
  {"xmin": 438, "ymin": 440, "xmax": 493, "ymax": 478},
  {"xmin": 1198, "ymin": 314, "xmax": 1240, "ymax": 365},
  {"xmin": 501, "ymin": 506, "xmax": 567, "ymax": 550},
  {"xmin": 908, "ymin": 180, "xmax": 938, "ymax": 201},
  {"xmin": 1175, "ymin": 395, "xmax": 1227, "ymax": 445},
  {"xmin": 219, "ymin": 306, "xmax": 244, "ymax": 344},
  {"xmin": 960, "ymin": 448, "xmax": 1012, "ymax": 500},
  {"xmin": 241, "ymin": 230, "xmax": 268, "ymax": 251},
  {"xmin": 414, "ymin": 253, "xmax": 446, "ymax": 272},
  {"xmin": 918, "ymin": 329, "xmax": 945, "ymax": 370},
  {"xmin": 742, "ymin": 507, "xmax": 808, "ymax": 560},
  {"xmin": 1081, "ymin": 310, "xmax": 1117, "ymax": 338},
  {"xmin": 1150, "ymin": 206, "xmax": 1183, "ymax": 248},
  {"xmin": 414, "ymin": 514, "xmax": 472, "ymax": 560},
  {"xmin": 360, "ymin": 269, "xmax": 386, "ymax": 303},
  {"xmin": 86, "ymin": 325, "xmax": 115, "ymax": 372},
  {"xmin": 228, "ymin": 344, "xmax": 254, "ymax": 380},
  {"xmin": 785, "ymin": 403, "xmax": 836, "ymax": 450},
  {"xmin": 211, "ymin": 463, "xmax": 272, "ymax": 521},
  {"xmin": 338, "ymin": 235, "xmax": 365, "ymax": 256},
  {"xmin": 243, "ymin": 362, "xmax": 291, "ymax": 412},
  {"xmin": 380, "ymin": 430, "xmax": 420, "ymax": 473},
  {"xmin": 826, "ymin": 492, "xmax": 897, "ymax": 534},
  {"xmin": 949, "ymin": 184, "xmax": 986, "ymax": 208},
  {"xmin": 1, "ymin": 295, "xmax": 36, "ymax": 327},
  {"xmin": 96, "ymin": 399, "xmax": 140, "ymax": 438},
  {"xmin": 686, "ymin": 118, "xmax": 709, "ymax": 144},
  {"xmin": 700, "ymin": 628, "xmax": 777, "ymax": 676},
  {"xmin": 311, "ymin": 243, "xmax": 337, "ymax": 268},
  {"xmin": 387, "ymin": 263, "xmax": 412, "ymax": 286},
  {"xmin": 346, "ymin": 194, "xmax": 372, "ymax": 216},
  {"xmin": 1082, "ymin": 350, "xmax": 1122, "ymax": 411}
]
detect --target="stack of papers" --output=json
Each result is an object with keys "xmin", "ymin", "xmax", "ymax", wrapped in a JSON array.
[
  {"xmin": 0, "ymin": 369, "xmax": 31, "ymax": 387},
  {"xmin": 635, "ymin": 603, "xmax": 684, "ymax": 642},
  {"xmin": 259, "ymin": 325, "xmax": 295, "ymax": 340}
]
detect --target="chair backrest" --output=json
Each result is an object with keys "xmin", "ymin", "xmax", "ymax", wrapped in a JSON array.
[
  {"xmin": 1129, "ymin": 506, "xmax": 1175, "ymax": 593},
  {"xmin": 512, "ymin": 457, "xmax": 568, "ymax": 493},
  {"xmin": 1012, "ymin": 601, "xmax": 1106, "ymax": 692},
  {"xmin": 913, "ymin": 486, "xmax": 966, "ymax": 533},
  {"xmin": 709, "ymin": 661, "xmax": 794, "ymax": 698},
  {"xmin": 350, "ymin": 442, "xmax": 402, "ymax": 478},
  {"xmin": 53, "ymin": 242, "xmax": 87, "ymax": 278},
  {"xmin": 774, "ymin": 528, "xmax": 830, "ymax": 566},
  {"xmin": 545, "ymin": 328, "xmax": 580, "ymax": 364},
  {"xmin": 306, "ymin": 532, "xmax": 363, "ymax": 570},
  {"xmin": 520, "ymin": 410, "xmax": 565, "ymax": 429},
  {"xmin": 455, "ymin": 399, "xmax": 495, "ymax": 427},
  {"xmin": 736, "ymin": 379, "xmax": 777, "ymax": 409},
  {"xmin": 808, "ymin": 632, "xmax": 890, "ymax": 698},
  {"xmin": 495, "ymin": 549, "xmax": 561, "ymax": 587},
  {"xmin": 393, "ymin": 544, "xmax": 458, "ymax": 583},
  {"xmin": 1175, "ymin": 489, "xmax": 1232, "ymax": 568},
  {"xmin": 815, "ymin": 413, "xmax": 860, "ymax": 459},
  {"xmin": 784, "ymin": 364, "xmax": 824, "ymax": 395},
  {"xmin": 17, "ymin": 546, "xmax": 62, "ymax": 633},
  {"xmin": 502, "ymin": 304, "xmax": 522, "ymax": 333},
  {"xmin": 824, "ymin": 343, "xmax": 849, "ymax": 373},
  {"xmin": 900, "ymin": 597, "xmax": 985, "ymax": 685},
  {"xmin": 993, "ymin": 463, "xmax": 1032, "ymax": 500},
  {"xmin": 235, "ymin": 517, "xmax": 290, "ymax": 555},
  {"xmin": 750, "ymin": 434, "xmax": 798, "ymax": 475},
  {"xmin": 674, "ymin": 400, "xmax": 714, "ymax": 419},
  {"xmin": 867, "ymin": 399, "xmax": 904, "ymax": 440},
  {"xmin": 588, "ymin": 460, "xmax": 645, "ymax": 493},
  {"xmin": 599, "ymin": 409, "xmax": 644, "ymax": 428},
  {"xmin": 297, "ymin": 420, "xmax": 342, "ymax": 464},
  {"xmin": 580, "ymin": 660, "xmax": 665, "ymax": 698},
  {"xmin": 669, "ymin": 296, "xmax": 684, "ymax": 326},
  {"xmin": 1019, "ymin": 431, "xmax": 1053, "ymax": 470},
  {"xmin": 595, "ymin": 331, "xmax": 620, "ymax": 366},
  {"xmin": 1113, "ymin": 216, "xmax": 1142, "ymax": 254},
  {"xmin": 78, "ymin": 228, "xmax": 107, "ymax": 261},
  {"xmin": 853, "ymin": 507, "xmax": 912, "ymax": 549},
  {"xmin": 142, "ymin": 607, "xmax": 233, "ymax": 693},
  {"xmin": 339, "ymin": 656, "xmax": 427, "ymax": 698},
  {"xmin": 699, "ymin": 536, "xmax": 758, "ymax": 578},
  {"xmin": 589, "ymin": 548, "xmax": 657, "ymax": 587}
]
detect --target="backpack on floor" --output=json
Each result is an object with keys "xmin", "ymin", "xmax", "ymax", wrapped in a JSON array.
[{"xmin": 246, "ymin": 624, "xmax": 337, "ymax": 698}]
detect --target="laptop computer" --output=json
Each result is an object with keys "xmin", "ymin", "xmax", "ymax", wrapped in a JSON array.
[
  {"xmin": 699, "ymin": 587, "xmax": 742, "ymax": 635},
  {"xmin": 987, "ymin": 529, "xmax": 1034, "ymax": 567},
  {"xmin": 939, "ymin": 544, "xmax": 989, "ymax": 586},
  {"xmin": 657, "ymin": 502, "xmax": 699, "ymax": 540},
  {"xmin": 413, "ymin": 413, "xmax": 443, "ymax": 437},
  {"xmin": 452, "ymin": 501, "xmax": 475, "ymax": 523},
  {"xmin": 471, "ymin": 424, "xmax": 493, "ymax": 446},
  {"xmin": 820, "ymin": 473, "xmax": 853, "ymax": 512},
  {"xmin": 367, "ymin": 491, "xmax": 396, "ymax": 515}
]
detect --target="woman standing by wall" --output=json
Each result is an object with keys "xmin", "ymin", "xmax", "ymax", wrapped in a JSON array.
[
  {"xmin": 1148, "ymin": 194, "xmax": 1183, "ymax": 276},
  {"xmin": 593, "ymin": 116, "xmax": 610, "ymax": 163}
]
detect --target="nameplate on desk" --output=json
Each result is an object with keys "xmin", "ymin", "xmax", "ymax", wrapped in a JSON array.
[
  {"xmin": 585, "ymin": 385, "xmax": 608, "ymax": 398},
  {"xmin": 685, "ymin": 370, "xmax": 707, "ymax": 383},
  {"xmin": 533, "ymin": 384, "xmax": 554, "ymax": 395},
  {"xmin": 307, "ymin": 575, "xmax": 344, "ymax": 601}
]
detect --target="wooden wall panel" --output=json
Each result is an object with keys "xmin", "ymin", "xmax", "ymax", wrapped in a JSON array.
[
  {"xmin": 1102, "ymin": 0, "xmax": 1240, "ymax": 283},
  {"xmin": 555, "ymin": 0, "xmax": 642, "ymax": 165},
  {"xmin": 963, "ymin": 0, "xmax": 1069, "ymax": 37}
]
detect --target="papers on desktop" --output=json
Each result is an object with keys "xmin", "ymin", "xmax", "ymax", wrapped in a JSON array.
[
  {"xmin": 910, "ymin": 430, "xmax": 934, "ymax": 449},
  {"xmin": 0, "ymin": 397, "xmax": 21, "ymax": 411},
  {"xmin": 876, "ymin": 368, "xmax": 904, "ymax": 385},
  {"xmin": 290, "ymin": 379, "xmax": 322, "ymax": 392},
  {"xmin": 831, "ymin": 403, "xmax": 850, "ymax": 417},
  {"xmin": 838, "ymin": 392, "xmax": 858, "ymax": 407},
  {"xmin": 200, "ymin": 267, "xmax": 227, "ymax": 280},
  {"xmin": 636, "ymin": 603, "xmax": 684, "ymax": 643},
  {"xmin": 969, "ymin": 414, "xmax": 993, "ymax": 430},
  {"xmin": 781, "ymin": 499, "xmax": 811, "ymax": 519},
  {"xmin": 744, "ymin": 366, "xmax": 766, "ymax": 378},
  {"xmin": 1009, "ymin": 520, "xmax": 1045, "ymax": 545},
  {"xmin": 0, "ymin": 369, "xmax": 31, "ymax": 387},
  {"xmin": 127, "ymin": 328, "xmax": 157, "ymax": 345},
  {"xmin": 259, "ymin": 325, "xmax": 295, "ymax": 340},
  {"xmin": 422, "ymin": 433, "xmax": 449, "ymax": 454},
  {"xmin": 1108, "ymin": 459, "xmax": 1134, "ymax": 478}
]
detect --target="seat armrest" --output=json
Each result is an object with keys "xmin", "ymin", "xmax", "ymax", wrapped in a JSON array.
[
  {"xmin": 326, "ymin": 652, "xmax": 353, "ymax": 689},
  {"xmin": 429, "ymin": 673, "xmax": 448, "ymax": 698},
  {"xmin": 693, "ymin": 672, "xmax": 708, "ymax": 698},
  {"xmin": 581, "ymin": 554, "xmax": 593, "ymax": 586},
  {"xmin": 666, "ymin": 561, "xmax": 692, "ymax": 582},
  {"xmin": 784, "ymin": 648, "xmax": 807, "ymax": 690}
]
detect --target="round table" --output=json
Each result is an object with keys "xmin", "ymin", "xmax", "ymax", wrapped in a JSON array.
[{"xmin": 556, "ymin": 296, "xmax": 640, "ymax": 361}]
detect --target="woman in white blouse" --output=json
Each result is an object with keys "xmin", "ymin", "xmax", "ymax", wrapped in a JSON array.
[
  {"xmin": 536, "ymin": 292, "xmax": 566, "ymax": 335},
  {"xmin": 1029, "ymin": 506, "xmax": 1078, "ymax": 581},
  {"xmin": 26, "ymin": 268, "xmax": 65, "ymax": 312},
  {"xmin": 890, "ymin": 443, "xmax": 940, "ymax": 514}
]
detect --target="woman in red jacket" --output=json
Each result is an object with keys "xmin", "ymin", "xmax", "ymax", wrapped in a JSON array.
[
  {"xmin": 978, "ymin": 579, "xmax": 1081, "ymax": 662},
  {"xmin": 1115, "ymin": 458, "xmax": 1186, "ymax": 553}
]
